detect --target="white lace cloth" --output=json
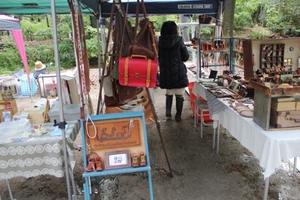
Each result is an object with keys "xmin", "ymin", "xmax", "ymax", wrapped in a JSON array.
[{"xmin": 0, "ymin": 121, "xmax": 80, "ymax": 180}]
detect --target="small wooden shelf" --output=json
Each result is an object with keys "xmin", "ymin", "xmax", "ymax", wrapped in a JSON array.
[{"xmin": 260, "ymin": 43, "xmax": 285, "ymax": 69}]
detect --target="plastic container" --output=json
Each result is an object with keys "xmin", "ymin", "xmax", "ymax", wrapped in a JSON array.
[
  {"xmin": 188, "ymin": 82, "xmax": 213, "ymax": 122},
  {"xmin": 48, "ymin": 101, "xmax": 81, "ymax": 122},
  {"xmin": 0, "ymin": 118, "xmax": 30, "ymax": 135}
]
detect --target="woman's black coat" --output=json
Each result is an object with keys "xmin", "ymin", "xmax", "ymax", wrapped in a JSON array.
[{"xmin": 158, "ymin": 35, "xmax": 190, "ymax": 89}]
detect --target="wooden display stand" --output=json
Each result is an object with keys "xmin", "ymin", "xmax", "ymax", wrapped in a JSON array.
[
  {"xmin": 250, "ymin": 80, "xmax": 300, "ymax": 130},
  {"xmin": 0, "ymin": 99, "xmax": 18, "ymax": 122},
  {"xmin": 80, "ymin": 111, "xmax": 154, "ymax": 200}
]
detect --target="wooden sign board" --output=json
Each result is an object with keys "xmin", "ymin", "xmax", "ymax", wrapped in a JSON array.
[{"xmin": 86, "ymin": 117, "xmax": 141, "ymax": 150}]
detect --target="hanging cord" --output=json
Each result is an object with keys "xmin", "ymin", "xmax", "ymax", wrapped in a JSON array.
[
  {"xmin": 85, "ymin": 104, "xmax": 97, "ymax": 139},
  {"xmin": 128, "ymin": 119, "xmax": 134, "ymax": 135}
]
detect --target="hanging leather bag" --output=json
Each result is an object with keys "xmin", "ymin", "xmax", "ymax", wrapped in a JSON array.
[
  {"xmin": 118, "ymin": 0, "xmax": 158, "ymax": 88},
  {"xmin": 119, "ymin": 55, "xmax": 158, "ymax": 88}
]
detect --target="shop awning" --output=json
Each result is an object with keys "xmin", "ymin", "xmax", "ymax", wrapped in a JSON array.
[{"xmin": 81, "ymin": 0, "xmax": 226, "ymax": 18}]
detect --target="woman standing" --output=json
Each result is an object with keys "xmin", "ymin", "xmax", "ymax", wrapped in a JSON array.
[{"xmin": 158, "ymin": 21, "xmax": 190, "ymax": 122}]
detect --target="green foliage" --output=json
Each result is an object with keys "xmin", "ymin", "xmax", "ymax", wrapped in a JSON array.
[
  {"xmin": 234, "ymin": 0, "xmax": 261, "ymax": 29},
  {"xmin": 248, "ymin": 31, "xmax": 268, "ymax": 39},
  {"xmin": 261, "ymin": 0, "xmax": 300, "ymax": 36},
  {"xmin": 58, "ymin": 39, "xmax": 76, "ymax": 68},
  {"xmin": 199, "ymin": 27, "xmax": 214, "ymax": 38},
  {"xmin": 34, "ymin": 28, "xmax": 53, "ymax": 40},
  {"xmin": 234, "ymin": 11, "xmax": 253, "ymax": 29}
]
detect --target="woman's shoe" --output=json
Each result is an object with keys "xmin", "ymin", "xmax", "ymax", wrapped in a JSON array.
[
  {"xmin": 85, "ymin": 158, "xmax": 96, "ymax": 172},
  {"xmin": 140, "ymin": 152, "xmax": 146, "ymax": 166},
  {"xmin": 95, "ymin": 156, "xmax": 103, "ymax": 171},
  {"xmin": 131, "ymin": 153, "xmax": 139, "ymax": 167}
]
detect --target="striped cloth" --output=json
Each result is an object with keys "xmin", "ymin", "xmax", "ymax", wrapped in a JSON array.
[{"xmin": 204, "ymin": 87, "xmax": 228, "ymax": 118}]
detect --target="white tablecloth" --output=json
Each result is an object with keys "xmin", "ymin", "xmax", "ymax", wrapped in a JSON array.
[
  {"xmin": 0, "ymin": 121, "xmax": 80, "ymax": 180},
  {"xmin": 192, "ymin": 82, "xmax": 300, "ymax": 178}
]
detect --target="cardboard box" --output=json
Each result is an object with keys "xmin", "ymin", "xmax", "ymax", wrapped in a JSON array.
[
  {"xmin": 271, "ymin": 97, "xmax": 295, "ymax": 111},
  {"xmin": 61, "ymin": 75, "xmax": 80, "ymax": 104}
]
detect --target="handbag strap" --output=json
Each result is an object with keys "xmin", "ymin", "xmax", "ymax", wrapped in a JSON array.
[
  {"xmin": 146, "ymin": 59, "xmax": 151, "ymax": 87},
  {"xmin": 134, "ymin": 0, "xmax": 158, "ymax": 59},
  {"xmin": 124, "ymin": 57, "xmax": 130, "ymax": 85}
]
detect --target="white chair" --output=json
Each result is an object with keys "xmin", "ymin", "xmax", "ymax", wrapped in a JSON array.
[{"xmin": 194, "ymin": 98, "xmax": 219, "ymax": 153}]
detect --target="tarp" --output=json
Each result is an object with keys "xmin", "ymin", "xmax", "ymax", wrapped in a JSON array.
[
  {"xmin": 81, "ymin": 0, "xmax": 225, "ymax": 18},
  {"xmin": 0, "ymin": 15, "xmax": 32, "ymax": 95}
]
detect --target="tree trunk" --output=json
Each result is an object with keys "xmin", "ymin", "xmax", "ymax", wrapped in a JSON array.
[{"xmin": 223, "ymin": 0, "xmax": 236, "ymax": 37}]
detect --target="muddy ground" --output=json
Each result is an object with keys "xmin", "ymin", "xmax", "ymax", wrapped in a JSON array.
[{"xmin": 0, "ymin": 68, "xmax": 300, "ymax": 200}]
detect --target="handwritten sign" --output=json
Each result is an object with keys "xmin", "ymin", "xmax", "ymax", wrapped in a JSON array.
[{"xmin": 87, "ymin": 118, "xmax": 141, "ymax": 150}]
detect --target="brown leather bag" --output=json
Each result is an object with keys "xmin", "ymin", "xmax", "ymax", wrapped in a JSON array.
[
  {"xmin": 129, "ymin": 1, "xmax": 158, "ymax": 60},
  {"xmin": 104, "ymin": 80, "xmax": 138, "ymax": 107}
]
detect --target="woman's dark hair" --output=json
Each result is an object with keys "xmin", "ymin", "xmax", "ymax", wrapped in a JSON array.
[{"xmin": 160, "ymin": 21, "xmax": 178, "ymax": 36}]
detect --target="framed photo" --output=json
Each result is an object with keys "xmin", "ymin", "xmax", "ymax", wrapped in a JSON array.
[
  {"xmin": 2, "ymin": 111, "xmax": 11, "ymax": 122},
  {"xmin": 105, "ymin": 150, "xmax": 131, "ymax": 169},
  {"xmin": 228, "ymin": 80, "xmax": 240, "ymax": 93}
]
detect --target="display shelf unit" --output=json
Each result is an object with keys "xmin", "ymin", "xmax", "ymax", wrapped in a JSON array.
[
  {"xmin": 196, "ymin": 37, "xmax": 230, "ymax": 80},
  {"xmin": 178, "ymin": 22, "xmax": 216, "ymax": 68},
  {"xmin": 80, "ymin": 111, "xmax": 154, "ymax": 200},
  {"xmin": 230, "ymin": 38, "xmax": 254, "ymax": 80},
  {"xmin": 178, "ymin": 21, "xmax": 253, "ymax": 81},
  {"xmin": 260, "ymin": 43, "xmax": 285, "ymax": 69}
]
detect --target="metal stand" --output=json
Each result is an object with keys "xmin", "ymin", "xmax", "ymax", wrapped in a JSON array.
[{"xmin": 5, "ymin": 179, "xmax": 15, "ymax": 200}]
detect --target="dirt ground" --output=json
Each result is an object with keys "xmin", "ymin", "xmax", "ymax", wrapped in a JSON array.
[{"xmin": 1, "ymin": 68, "xmax": 300, "ymax": 200}]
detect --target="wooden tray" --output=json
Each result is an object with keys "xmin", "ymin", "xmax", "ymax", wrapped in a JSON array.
[{"xmin": 208, "ymin": 88, "xmax": 236, "ymax": 98}]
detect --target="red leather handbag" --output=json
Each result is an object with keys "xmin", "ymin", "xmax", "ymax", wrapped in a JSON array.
[{"xmin": 118, "ymin": 55, "xmax": 158, "ymax": 88}]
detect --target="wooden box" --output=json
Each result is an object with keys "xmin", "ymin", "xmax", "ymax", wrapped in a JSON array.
[
  {"xmin": 271, "ymin": 97, "xmax": 295, "ymax": 111},
  {"xmin": 250, "ymin": 80, "xmax": 300, "ymax": 130},
  {"xmin": 270, "ymin": 109, "xmax": 300, "ymax": 128},
  {"xmin": 296, "ymin": 101, "xmax": 300, "ymax": 110}
]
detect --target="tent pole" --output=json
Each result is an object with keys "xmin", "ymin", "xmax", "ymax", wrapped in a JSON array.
[
  {"xmin": 146, "ymin": 88, "xmax": 173, "ymax": 178},
  {"xmin": 50, "ymin": 0, "xmax": 73, "ymax": 199}
]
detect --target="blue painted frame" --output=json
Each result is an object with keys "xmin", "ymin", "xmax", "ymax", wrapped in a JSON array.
[{"xmin": 80, "ymin": 111, "xmax": 154, "ymax": 200}]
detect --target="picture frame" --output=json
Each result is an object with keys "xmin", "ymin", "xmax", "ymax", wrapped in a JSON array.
[
  {"xmin": 228, "ymin": 80, "xmax": 240, "ymax": 93},
  {"xmin": 2, "ymin": 111, "xmax": 11, "ymax": 122},
  {"xmin": 105, "ymin": 150, "xmax": 131, "ymax": 169}
]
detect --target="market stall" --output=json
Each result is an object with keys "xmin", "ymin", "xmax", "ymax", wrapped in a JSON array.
[{"xmin": 192, "ymin": 77, "xmax": 300, "ymax": 200}]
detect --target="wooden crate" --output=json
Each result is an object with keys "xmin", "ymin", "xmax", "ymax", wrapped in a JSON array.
[
  {"xmin": 270, "ymin": 109, "xmax": 300, "ymax": 128},
  {"xmin": 250, "ymin": 80, "xmax": 300, "ymax": 130}
]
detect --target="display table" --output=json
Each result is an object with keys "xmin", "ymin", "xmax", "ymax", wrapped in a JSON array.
[
  {"xmin": 192, "ymin": 82, "xmax": 300, "ymax": 200},
  {"xmin": 0, "ymin": 120, "xmax": 80, "ymax": 180}
]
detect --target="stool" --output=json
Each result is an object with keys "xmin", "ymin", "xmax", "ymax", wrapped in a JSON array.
[{"xmin": 194, "ymin": 99, "xmax": 219, "ymax": 153}]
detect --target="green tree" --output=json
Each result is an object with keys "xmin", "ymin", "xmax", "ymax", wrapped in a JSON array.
[{"xmin": 261, "ymin": 0, "xmax": 300, "ymax": 36}]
